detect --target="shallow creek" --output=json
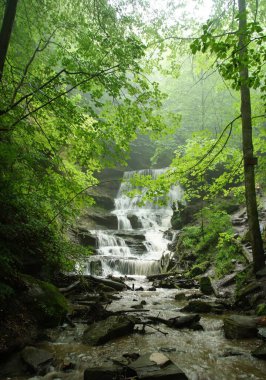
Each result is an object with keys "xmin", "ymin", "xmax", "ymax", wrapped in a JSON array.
[{"xmin": 10, "ymin": 277, "xmax": 266, "ymax": 380}]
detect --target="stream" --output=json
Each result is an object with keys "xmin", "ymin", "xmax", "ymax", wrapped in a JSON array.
[
  {"xmin": 4, "ymin": 169, "xmax": 266, "ymax": 380},
  {"xmin": 18, "ymin": 277, "xmax": 266, "ymax": 380}
]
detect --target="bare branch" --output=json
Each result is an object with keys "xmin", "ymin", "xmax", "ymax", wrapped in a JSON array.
[{"xmin": 11, "ymin": 30, "xmax": 57, "ymax": 104}]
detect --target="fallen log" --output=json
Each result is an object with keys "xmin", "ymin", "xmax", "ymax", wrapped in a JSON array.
[
  {"xmin": 59, "ymin": 280, "xmax": 80, "ymax": 293},
  {"xmin": 113, "ymin": 309, "xmax": 150, "ymax": 314},
  {"xmin": 88, "ymin": 275, "xmax": 126, "ymax": 291}
]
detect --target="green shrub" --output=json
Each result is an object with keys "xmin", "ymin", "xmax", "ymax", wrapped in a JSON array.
[
  {"xmin": 256, "ymin": 304, "xmax": 266, "ymax": 316},
  {"xmin": 176, "ymin": 206, "xmax": 244, "ymax": 279},
  {"xmin": 215, "ymin": 233, "xmax": 245, "ymax": 278}
]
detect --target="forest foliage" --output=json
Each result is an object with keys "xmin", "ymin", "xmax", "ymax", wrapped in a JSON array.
[
  {"xmin": 0, "ymin": 0, "xmax": 174, "ymax": 299},
  {"xmin": 0, "ymin": 0, "xmax": 265, "ymax": 299}
]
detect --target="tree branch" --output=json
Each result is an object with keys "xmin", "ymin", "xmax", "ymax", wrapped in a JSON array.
[
  {"xmin": 48, "ymin": 179, "xmax": 122, "ymax": 224},
  {"xmin": 10, "ymin": 30, "xmax": 57, "ymax": 104},
  {"xmin": 4, "ymin": 65, "xmax": 121, "ymax": 129}
]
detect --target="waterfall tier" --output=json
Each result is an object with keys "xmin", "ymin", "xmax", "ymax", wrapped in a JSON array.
[{"xmin": 86, "ymin": 168, "xmax": 182, "ymax": 276}]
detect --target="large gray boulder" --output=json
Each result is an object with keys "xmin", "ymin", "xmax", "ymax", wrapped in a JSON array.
[
  {"xmin": 82, "ymin": 315, "xmax": 135, "ymax": 345},
  {"xmin": 20, "ymin": 346, "xmax": 53, "ymax": 373},
  {"xmin": 128, "ymin": 352, "xmax": 188, "ymax": 379},
  {"xmin": 181, "ymin": 300, "xmax": 224, "ymax": 314},
  {"xmin": 223, "ymin": 315, "xmax": 258, "ymax": 339}
]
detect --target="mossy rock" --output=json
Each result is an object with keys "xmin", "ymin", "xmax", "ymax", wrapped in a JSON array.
[
  {"xmin": 189, "ymin": 261, "xmax": 209, "ymax": 277},
  {"xmin": 199, "ymin": 276, "xmax": 215, "ymax": 295},
  {"xmin": 235, "ymin": 281, "xmax": 262, "ymax": 303},
  {"xmin": 22, "ymin": 275, "xmax": 69, "ymax": 327},
  {"xmin": 256, "ymin": 304, "xmax": 266, "ymax": 316}
]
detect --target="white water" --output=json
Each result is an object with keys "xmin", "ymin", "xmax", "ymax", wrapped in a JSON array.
[{"xmin": 87, "ymin": 168, "xmax": 183, "ymax": 276}]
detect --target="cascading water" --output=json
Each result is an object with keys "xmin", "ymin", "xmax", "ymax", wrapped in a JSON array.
[{"xmin": 87, "ymin": 168, "xmax": 183, "ymax": 276}]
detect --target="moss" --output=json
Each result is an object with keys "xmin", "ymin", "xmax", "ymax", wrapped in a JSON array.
[
  {"xmin": 189, "ymin": 261, "xmax": 210, "ymax": 277},
  {"xmin": 22, "ymin": 274, "xmax": 69, "ymax": 327},
  {"xmin": 256, "ymin": 304, "xmax": 266, "ymax": 316}
]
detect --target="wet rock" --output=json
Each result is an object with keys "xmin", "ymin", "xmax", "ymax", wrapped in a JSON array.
[
  {"xmin": 131, "ymin": 303, "xmax": 144, "ymax": 309},
  {"xmin": 135, "ymin": 286, "xmax": 144, "ymax": 291},
  {"xmin": 146, "ymin": 313, "xmax": 201, "ymax": 330},
  {"xmin": 84, "ymin": 365, "xmax": 123, "ymax": 380},
  {"xmin": 221, "ymin": 349, "xmax": 245, "ymax": 357},
  {"xmin": 82, "ymin": 315, "xmax": 135, "ymax": 345},
  {"xmin": 148, "ymin": 287, "xmax": 156, "ymax": 291},
  {"xmin": 174, "ymin": 292, "xmax": 187, "ymax": 301},
  {"xmin": 199, "ymin": 276, "xmax": 215, "ymax": 295},
  {"xmin": 61, "ymin": 356, "xmax": 76, "ymax": 371},
  {"xmin": 73, "ymin": 229, "xmax": 97, "ymax": 247},
  {"xmin": 21, "ymin": 346, "xmax": 54, "ymax": 374},
  {"xmin": 181, "ymin": 300, "xmax": 224, "ymax": 314},
  {"xmin": 153, "ymin": 277, "xmax": 197, "ymax": 289},
  {"xmin": 251, "ymin": 342, "xmax": 266, "ymax": 359},
  {"xmin": 159, "ymin": 347, "xmax": 177, "ymax": 353},
  {"xmin": 258, "ymin": 328, "xmax": 266, "ymax": 340},
  {"xmin": 128, "ymin": 352, "xmax": 188, "ymax": 379},
  {"xmin": 123, "ymin": 352, "xmax": 140, "ymax": 362},
  {"xmin": 87, "ymin": 212, "xmax": 118, "ymax": 229},
  {"xmin": 149, "ymin": 352, "xmax": 171, "ymax": 367},
  {"xmin": 223, "ymin": 315, "xmax": 258, "ymax": 339},
  {"xmin": 169, "ymin": 314, "xmax": 201, "ymax": 329},
  {"xmin": 186, "ymin": 292, "xmax": 203, "ymax": 300}
]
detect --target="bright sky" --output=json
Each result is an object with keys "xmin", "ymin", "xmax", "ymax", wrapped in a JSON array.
[
  {"xmin": 155, "ymin": 0, "xmax": 214, "ymax": 25},
  {"xmin": 111, "ymin": 0, "xmax": 214, "ymax": 24}
]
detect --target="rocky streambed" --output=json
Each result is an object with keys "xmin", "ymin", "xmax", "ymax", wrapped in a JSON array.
[{"xmin": 1, "ymin": 274, "xmax": 266, "ymax": 380}]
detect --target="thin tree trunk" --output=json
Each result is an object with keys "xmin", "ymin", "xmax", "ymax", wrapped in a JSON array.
[
  {"xmin": 238, "ymin": 0, "xmax": 265, "ymax": 272},
  {"xmin": 0, "ymin": 0, "xmax": 19, "ymax": 81}
]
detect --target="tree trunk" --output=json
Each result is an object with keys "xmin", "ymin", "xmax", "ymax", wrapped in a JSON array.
[
  {"xmin": 238, "ymin": 0, "xmax": 265, "ymax": 272},
  {"xmin": 0, "ymin": 0, "xmax": 19, "ymax": 81}
]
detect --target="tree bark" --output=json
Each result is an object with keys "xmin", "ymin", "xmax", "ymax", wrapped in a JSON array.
[
  {"xmin": 238, "ymin": 0, "xmax": 265, "ymax": 272},
  {"xmin": 0, "ymin": 0, "xmax": 19, "ymax": 81}
]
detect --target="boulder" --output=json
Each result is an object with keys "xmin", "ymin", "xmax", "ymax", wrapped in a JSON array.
[
  {"xmin": 74, "ymin": 229, "xmax": 97, "ymax": 247},
  {"xmin": 23, "ymin": 275, "xmax": 69, "ymax": 327},
  {"xmin": 169, "ymin": 314, "xmax": 201, "ymax": 329},
  {"xmin": 199, "ymin": 276, "xmax": 215, "ymax": 295},
  {"xmin": 251, "ymin": 343, "xmax": 266, "ymax": 360},
  {"xmin": 90, "ymin": 213, "xmax": 118, "ymax": 229},
  {"xmin": 21, "ymin": 346, "xmax": 53, "ymax": 374},
  {"xmin": 258, "ymin": 328, "xmax": 266, "ymax": 340},
  {"xmin": 84, "ymin": 365, "xmax": 123, "ymax": 380},
  {"xmin": 128, "ymin": 352, "xmax": 188, "ymax": 379},
  {"xmin": 223, "ymin": 315, "xmax": 258, "ymax": 339},
  {"xmin": 174, "ymin": 292, "xmax": 187, "ymax": 301},
  {"xmin": 82, "ymin": 315, "xmax": 135, "ymax": 345},
  {"xmin": 181, "ymin": 300, "xmax": 224, "ymax": 314}
]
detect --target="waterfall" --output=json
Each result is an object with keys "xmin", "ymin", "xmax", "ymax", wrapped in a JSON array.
[{"xmin": 86, "ymin": 168, "xmax": 183, "ymax": 276}]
